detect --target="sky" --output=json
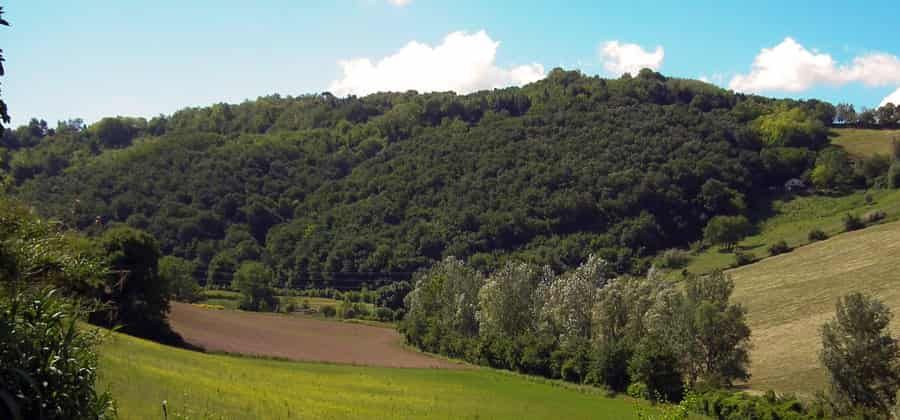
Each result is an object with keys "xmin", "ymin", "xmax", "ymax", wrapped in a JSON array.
[{"xmin": 5, "ymin": 0, "xmax": 900, "ymax": 126}]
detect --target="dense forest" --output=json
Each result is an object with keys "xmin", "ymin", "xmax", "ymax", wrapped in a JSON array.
[{"xmin": 0, "ymin": 69, "xmax": 859, "ymax": 289}]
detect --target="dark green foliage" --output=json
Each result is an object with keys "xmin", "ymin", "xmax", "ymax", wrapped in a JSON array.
[
  {"xmin": 628, "ymin": 336, "xmax": 684, "ymax": 402},
  {"xmin": 808, "ymin": 228, "xmax": 828, "ymax": 242},
  {"xmin": 704, "ymin": 215, "xmax": 752, "ymax": 250},
  {"xmin": 686, "ymin": 389, "xmax": 820, "ymax": 420},
  {"xmin": 320, "ymin": 305, "xmax": 336, "ymax": 317},
  {"xmin": 732, "ymin": 251, "xmax": 754, "ymax": 267},
  {"xmin": 811, "ymin": 148, "xmax": 856, "ymax": 191},
  {"xmin": 768, "ymin": 240, "xmax": 791, "ymax": 256},
  {"xmin": 93, "ymin": 225, "xmax": 172, "ymax": 340},
  {"xmin": 0, "ymin": 7, "xmax": 9, "ymax": 130},
  {"xmin": 821, "ymin": 293, "xmax": 900, "ymax": 414},
  {"xmin": 889, "ymin": 162, "xmax": 900, "ymax": 189},
  {"xmin": 9, "ymin": 71, "xmax": 830, "ymax": 286},
  {"xmin": 232, "ymin": 261, "xmax": 277, "ymax": 311},
  {"xmin": 0, "ymin": 288, "xmax": 114, "ymax": 420},
  {"xmin": 159, "ymin": 255, "xmax": 200, "ymax": 302},
  {"xmin": 843, "ymin": 213, "xmax": 864, "ymax": 232}
]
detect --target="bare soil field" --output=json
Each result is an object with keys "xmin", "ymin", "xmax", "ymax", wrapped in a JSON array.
[{"xmin": 168, "ymin": 302, "xmax": 465, "ymax": 369}]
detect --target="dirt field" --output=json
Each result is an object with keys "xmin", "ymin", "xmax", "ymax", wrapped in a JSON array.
[{"xmin": 168, "ymin": 302, "xmax": 465, "ymax": 369}]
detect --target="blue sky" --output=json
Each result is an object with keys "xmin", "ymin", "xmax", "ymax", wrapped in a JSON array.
[{"xmin": 5, "ymin": 0, "xmax": 900, "ymax": 126}]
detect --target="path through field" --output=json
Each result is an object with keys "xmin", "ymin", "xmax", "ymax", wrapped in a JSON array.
[{"xmin": 169, "ymin": 302, "xmax": 464, "ymax": 369}]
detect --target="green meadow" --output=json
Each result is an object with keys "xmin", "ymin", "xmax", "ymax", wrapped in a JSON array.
[
  {"xmin": 98, "ymin": 331, "xmax": 662, "ymax": 419},
  {"xmin": 832, "ymin": 128, "xmax": 900, "ymax": 158}
]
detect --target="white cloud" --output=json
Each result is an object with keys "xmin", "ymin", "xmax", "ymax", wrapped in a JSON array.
[
  {"xmin": 329, "ymin": 30, "xmax": 545, "ymax": 96},
  {"xmin": 730, "ymin": 37, "xmax": 900, "ymax": 93},
  {"xmin": 387, "ymin": 0, "xmax": 411, "ymax": 6},
  {"xmin": 882, "ymin": 87, "xmax": 900, "ymax": 107},
  {"xmin": 599, "ymin": 41, "xmax": 664, "ymax": 76}
]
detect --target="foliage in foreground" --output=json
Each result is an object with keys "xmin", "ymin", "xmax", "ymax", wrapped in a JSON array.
[{"xmin": 0, "ymin": 287, "xmax": 114, "ymax": 419}]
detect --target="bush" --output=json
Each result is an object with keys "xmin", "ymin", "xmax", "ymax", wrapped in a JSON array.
[
  {"xmin": 808, "ymin": 228, "xmax": 828, "ymax": 242},
  {"xmin": 656, "ymin": 248, "xmax": 691, "ymax": 269},
  {"xmin": 374, "ymin": 307, "xmax": 394, "ymax": 322},
  {"xmin": 733, "ymin": 252, "xmax": 754, "ymax": 267},
  {"xmin": 320, "ymin": 305, "xmax": 337, "ymax": 317},
  {"xmin": 768, "ymin": 240, "xmax": 791, "ymax": 256},
  {"xmin": 843, "ymin": 213, "xmax": 864, "ymax": 232},
  {"xmin": 0, "ymin": 288, "xmax": 115, "ymax": 419},
  {"xmin": 863, "ymin": 210, "xmax": 886, "ymax": 224},
  {"xmin": 889, "ymin": 162, "xmax": 900, "ymax": 189},
  {"xmin": 627, "ymin": 382, "xmax": 649, "ymax": 400}
]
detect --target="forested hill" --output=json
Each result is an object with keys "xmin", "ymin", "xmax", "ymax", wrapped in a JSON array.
[{"xmin": 3, "ymin": 69, "xmax": 835, "ymax": 288}]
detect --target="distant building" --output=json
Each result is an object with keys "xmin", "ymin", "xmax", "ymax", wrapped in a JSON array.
[{"xmin": 784, "ymin": 178, "xmax": 806, "ymax": 192}]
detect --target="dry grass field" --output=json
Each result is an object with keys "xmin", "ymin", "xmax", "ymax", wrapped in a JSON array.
[
  {"xmin": 728, "ymin": 220, "xmax": 900, "ymax": 394},
  {"xmin": 832, "ymin": 128, "xmax": 900, "ymax": 158}
]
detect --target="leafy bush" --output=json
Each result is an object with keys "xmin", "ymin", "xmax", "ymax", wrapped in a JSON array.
[
  {"xmin": 843, "ymin": 213, "xmax": 864, "ymax": 232},
  {"xmin": 627, "ymin": 382, "xmax": 649, "ymax": 400},
  {"xmin": 889, "ymin": 162, "xmax": 900, "ymax": 189},
  {"xmin": 320, "ymin": 305, "xmax": 337, "ymax": 317},
  {"xmin": 733, "ymin": 252, "xmax": 754, "ymax": 267},
  {"xmin": 374, "ymin": 307, "xmax": 394, "ymax": 322},
  {"xmin": 808, "ymin": 228, "xmax": 828, "ymax": 242},
  {"xmin": 0, "ymin": 288, "xmax": 115, "ymax": 419},
  {"xmin": 768, "ymin": 240, "xmax": 791, "ymax": 256},
  {"xmin": 685, "ymin": 389, "xmax": 816, "ymax": 420},
  {"xmin": 656, "ymin": 249, "xmax": 691, "ymax": 269}
]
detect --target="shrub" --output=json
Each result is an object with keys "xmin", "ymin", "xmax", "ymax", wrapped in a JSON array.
[
  {"xmin": 0, "ymin": 288, "xmax": 115, "ymax": 419},
  {"xmin": 656, "ymin": 248, "xmax": 691, "ymax": 269},
  {"xmin": 374, "ymin": 307, "xmax": 394, "ymax": 322},
  {"xmin": 843, "ymin": 213, "xmax": 864, "ymax": 232},
  {"xmin": 627, "ymin": 382, "xmax": 649, "ymax": 400},
  {"xmin": 733, "ymin": 252, "xmax": 754, "ymax": 267},
  {"xmin": 768, "ymin": 240, "xmax": 791, "ymax": 256},
  {"xmin": 808, "ymin": 228, "xmax": 828, "ymax": 242},
  {"xmin": 320, "ymin": 305, "xmax": 337, "ymax": 317},
  {"xmin": 863, "ymin": 210, "xmax": 886, "ymax": 224},
  {"xmin": 889, "ymin": 162, "xmax": 900, "ymax": 189}
]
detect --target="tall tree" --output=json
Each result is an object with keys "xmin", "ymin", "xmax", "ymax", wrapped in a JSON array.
[
  {"xmin": 0, "ymin": 7, "xmax": 9, "ymax": 129},
  {"xmin": 821, "ymin": 293, "xmax": 900, "ymax": 414}
]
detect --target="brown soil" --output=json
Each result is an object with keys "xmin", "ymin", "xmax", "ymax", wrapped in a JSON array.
[{"xmin": 168, "ymin": 302, "xmax": 465, "ymax": 369}]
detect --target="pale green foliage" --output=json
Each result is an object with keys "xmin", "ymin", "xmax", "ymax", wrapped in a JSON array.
[
  {"xmin": 754, "ymin": 105, "xmax": 828, "ymax": 148},
  {"xmin": 404, "ymin": 257, "xmax": 484, "ymax": 338},
  {"xmin": 476, "ymin": 261, "xmax": 551, "ymax": 338},
  {"xmin": 538, "ymin": 255, "xmax": 609, "ymax": 344}
]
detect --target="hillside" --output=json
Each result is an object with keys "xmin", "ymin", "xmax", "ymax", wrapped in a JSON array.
[
  {"xmin": 98, "ymin": 328, "xmax": 662, "ymax": 419},
  {"xmin": 833, "ymin": 128, "xmax": 900, "ymax": 158},
  {"xmin": 6, "ymin": 69, "xmax": 838, "ymax": 287},
  {"xmin": 728, "ymin": 220, "xmax": 900, "ymax": 394}
]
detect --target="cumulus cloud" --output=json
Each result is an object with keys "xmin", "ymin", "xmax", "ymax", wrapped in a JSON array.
[
  {"xmin": 599, "ymin": 41, "xmax": 664, "ymax": 76},
  {"xmin": 730, "ymin": 37, "xmax": 900, "ymax": 93},
  {"xmin": 882, "ymin": 87, "xmax": 900, "ymax": 107},
  {"xmin": 328, "ymin": 30, "xmax": 546, "ymax": 96}
]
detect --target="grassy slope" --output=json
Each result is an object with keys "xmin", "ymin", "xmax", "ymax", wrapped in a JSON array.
[
  {"xmin": 682, "ymin": 188, "xmax": 900, "ymax": 276},
  {"xmin": 832, "ymin": 128, "xmax": 900, "ymax": 158},
  {"xmin": 727, "ymin": 220, "xmax": 900, "ymax": 394},
  {"xmin": 98, "ymin": 331, "xmax": 658, "ymax": 419}
]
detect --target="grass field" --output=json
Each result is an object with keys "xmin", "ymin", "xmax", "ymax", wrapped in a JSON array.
[
  {"xmin": 727, "ymin": 220, "xmax": 900, "ymax": 394},
  {"xmin": 680, "ymin": 188, "xmax": 900, "ymax": 277},
  {"xmin": 98, "ymin": 330, "xmax": 663, "ymax": 419},
  {"xmin": 832, "ymin": 128, "xmax": 900, "ymax": 158}
]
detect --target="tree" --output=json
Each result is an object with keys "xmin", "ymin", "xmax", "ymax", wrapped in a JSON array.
[
  {"xmin": 821, "ymin": 293, "xmax": 900, "ymax": 414},
  {"xmin": 0, "ymin": 7, "xmax": 9, "ymax": 129},
  {"xmin": 477, "ymin": 261, "xmax": 548, "ymax": 339},
  {"xmin": 94, "ymin": 226, "xmax": 170, "ymax": 338},
  {"xmin": 877, "ymin": 103, "xmax": 897, "ymax": 128},
  {"xmin": 834, "ymin": 103, "xmax": 857, "ymax": 125},
  {"xmin": 232, "ymin": 261, "xmax": 276, "ymax": 311},
  {"xmin": 207, "ymin": 250, "xmax": 237, "ymax": 287},
  {"xmin": 680, "ymin": 271, "xmax": 751, "ymax": 387},
  {"xmin": 159, "ymin": 255, "xmax": 200, "ymax": 302},
  {"xmin": 703, "ymin": 215, "xmax": 752, "ymax": 250}
]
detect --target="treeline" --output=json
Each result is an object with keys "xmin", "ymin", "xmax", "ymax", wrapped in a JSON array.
[
  {"xmin": 4, "ymin": 69, "xmax": 837, "ymax": 288},
  {"xmin": 401, "ymin": 256, "xmax": 751, "ymax": 402},
  {"xmin": 834, "ymin": 102, "xmax": 900, "ymax": 128}
]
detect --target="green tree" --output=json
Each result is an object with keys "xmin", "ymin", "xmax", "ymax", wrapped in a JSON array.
[
  {"xmin": 95, "ymin": 226, "xmax": 170, "ymax": 338},
  {"xmin": 207, "ymin": 250, "xmax": 237, "ymax": 287},
  {"xmin": 821, "ymin": 293, "xmax": 900, "ymax": 414},
  {"xmin": 811, "ymin": 148, "xmax": 856, "ymax": 191},
  {"xmin": 0, "ymin": 7, "xmax": 9, "ymax": 129},
  {"xmin": 703, "ymin": 215, "xmax": 752, "ymax": 250},
  {"xmin": 232, "ymin": 261, "xmax": 276, "ymax": 311},
  {"xmin": 159, "ymin": 255, "xmax": 200, "ymax": 302}
]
